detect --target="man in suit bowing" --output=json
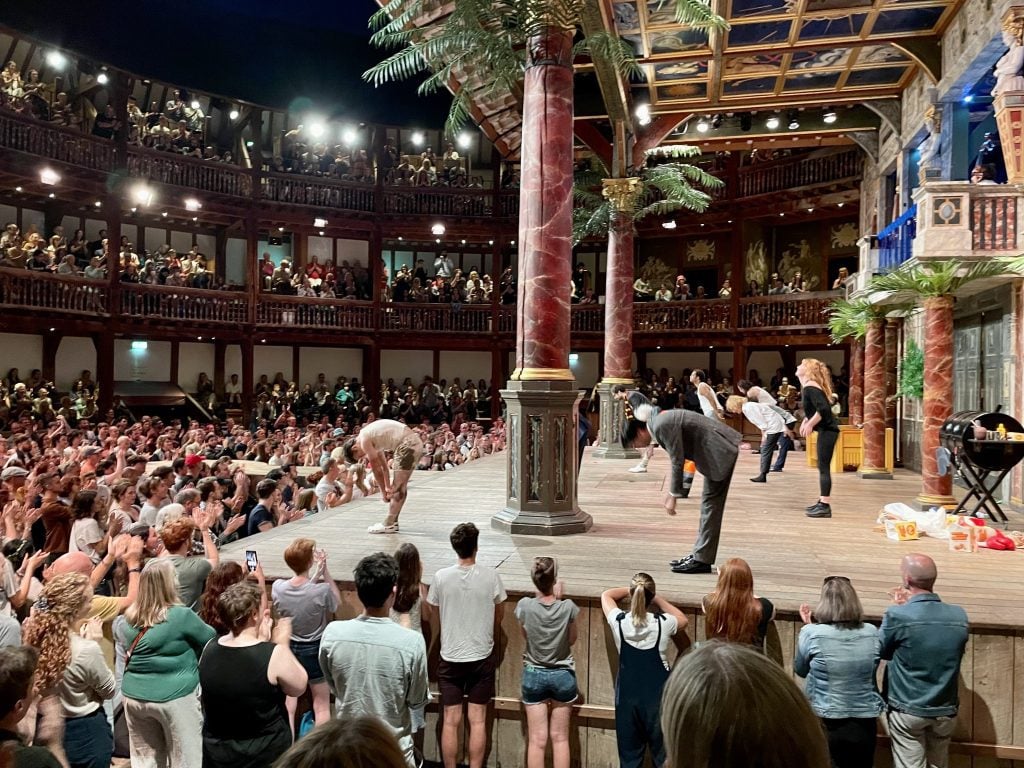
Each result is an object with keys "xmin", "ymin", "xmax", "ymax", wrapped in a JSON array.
[{"xmin": 622, "ymin": 399, "xmax": 741, "ymax": 574}]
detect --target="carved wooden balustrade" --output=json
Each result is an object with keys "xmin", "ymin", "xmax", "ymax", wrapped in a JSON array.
[
  {"xmin": 256, "ymin": 296, "xmax": 376, "ymax": 330},
  {"xmin": 119, "ymin": 283, "xmax": 248, "ymax": 324},
  {"xmin": 261, "ymin": 173, "xmax": 376, "ymax": 212},
  {"xmin": 0, "ymin": 112, "xmax": 116, "ymax": 172},
  {"xmin": 126, "ymin": 148, "xmax": 253, "ymax": 198},
  {"xmin": 0, "ymin": 268, "xmax": 108, "ymax": 315},
  {"xmin": 379, "ymin": 303, "xmax": 495, "ymax": 333},
  {"xmin": 635, "ymin": 299, "xmax": 731, "ymax": 331},
  {"xmin": 737, "ymin": 292, "xmax": 834, "ymax": 329},
  {"xmin": 381, "ymin": 185, "xmax": 492, "ymax": 217},
  {"xmin": 737, "ymin": 149, "xmax": 862, "ymax": 198}
]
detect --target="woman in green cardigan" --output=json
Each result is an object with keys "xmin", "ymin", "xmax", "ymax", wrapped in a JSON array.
[{"xmin": 121, "ymin": 558, "xmax": 216, "ymax": 768}]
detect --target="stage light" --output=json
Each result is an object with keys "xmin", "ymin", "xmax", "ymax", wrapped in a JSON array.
[
  {"xmin": 823, "ymin": 110, "xmax": 837, "ymax": 124},
  {"xmin": 435, "ymin": 238, "xmax": 441, "ymax": 243},
  {"xmin": 229, "ymin": 109, "xmax": 239, "ymax": 120},
  {"xmin": 48, "ymin": 193, "xmax": 55, "ymax": 199},
  {"xmin": 963, "ymin": 94, "xmax": 973, "ymax": 104},
  {"xmin": 161, "ymin": 211, "xmax": 168, "ymax": 217},
  {"xmin": 488, "ymin": 240, "xmax": 493, "ymax": 245},
  {"xmin": 319, "ymin": 230, "xmax": 325, "ymax": 236},
  {"xmin": 569, "ymin": 354, "xmax": 580, "ymax": 363},
  {"xmin": 461, "ymin": 239, "xmax": 466, "ymax": 244},
  {"xmin": 94, "ymin": 200, "xmax": 102, "ymax": 207},
  {"xmin": 457, "ymin": 132, "xmax": 472, "ymax": 149},
  {"xmin": 411, "ymin": 131, "xmax": 424, "ymax": 146},
  {"xmin": 712, "ymin": 114, "xmax": 723, "ymax": 129},
  {"xmin": 838, "ymin": 202, "xmax": 845, "ymax": 208},
  {"xmin": 766, "ymin": 115, "xmax": 780, "ymax": 130},
  {"xmin": 696, "ymin": 116, "xmax": 710, "ymax": 133},
  {"xmin": 192, "ymin": 216, "xmax": 198, "ymax": 222},
  {"xmin": 313, "ymin": 217, "xmax": 328, "ymax": 228},
  {"xmin": 635, "ymin": 103, "xmax": 651, "ymax": 126},
  {"xmin": 39, "ymin": 168, "xmax": 61, "ymax": 186},
  {"xmin": 97, "ymin": 72, "xmax": 109, "ymax": 85},
  {"xmin": 787, "ymin": 110, "xmax": 800, "ymax": 130},
  {"xmin": 342, "ymin": 127, "xmax": 357, "ymax": 145},
  {"xmin": 14, "ymin": 186, "xmax": 22, "ymax": 193},
  {"xmin": 132, "ymin": 184, "xmax": 154, "ymax": 206},
  {"xmin": 739, "ymin": 112, "xmax": 752, "ymax": 131},
  {"xmin": 46, "ymin": 51, "xmax": 66, "ymax": 69},
  {"xmin": 662, "ymin": 221, "xmax": 677, "ymax": 229},
  {"xmin": 131, "ymin": 341, "xmax": 148, "ymax": 351},
  {"xmin": 190, "ymin": 100, "xmax": 200, "ymax": 110},
  {"xmin": 309, "ymin": 122, "xmax": 326, "ymax": 139},
  {"xmin": 184, "ymin": 198, "xmax": 202, "ymax": 211},
  {"xmin": 278, "ymin": 226, "xmax": 284, "ymax": 232},
  {"xmin": 397, "ymin": 236, "xmax": 403, "ymax": 241},
  {"xmin": 431, "ymin": 223, "xmax": 445, "ymax": 236},
  {"xmin": 245, "ymin": 140, "xmax": 254, "ymax": 148}
]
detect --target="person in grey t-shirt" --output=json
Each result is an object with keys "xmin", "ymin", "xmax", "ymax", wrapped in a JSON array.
[{"xmin": 515, "ymin": 556, "xmax": 578, "ymax": 768}]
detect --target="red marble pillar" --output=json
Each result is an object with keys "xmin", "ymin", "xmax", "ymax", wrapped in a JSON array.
[
  {"xmin": 601, "ymin": 178, "xmax": 640, "ymax": 381},
  {"xmin": 884, "ymin": 318, "xmax": 901, "ymax": 434},
  {"xmin": 861, "ymin": 319, "xmax": 889, "ymax": 476},
  {"xmin": 848, "ymin": 339, "xmax": 864, "ymax": 426},
  {"xmin": 918, "ymin": 296, "xmax": 955, "ymax": 504},
  {"xmin": 511, "ymin": 26, "xmax": 575, "ymax": 383}
]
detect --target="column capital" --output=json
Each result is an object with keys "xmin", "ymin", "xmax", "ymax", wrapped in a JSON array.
[{"xmin": 602, "ymin": 177, "xmax": 643, "ymax": 212}]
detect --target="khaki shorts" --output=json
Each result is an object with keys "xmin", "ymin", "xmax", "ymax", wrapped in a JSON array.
[{"xmin": 393, "ymin": 434, "xmax": 424, "ymax": 472}]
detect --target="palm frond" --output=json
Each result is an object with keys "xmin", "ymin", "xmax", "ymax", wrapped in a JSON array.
[
  {"xmin": 634, "ymin": 195, "xmax": 712, "ymax": 221},
  {"xmin": 827, "ymin": 298, "xmax": 879, "ymax": 342},
  {"xmin": 644, "ymin": 162, "xmax": 723, "ymax": 192},
  {"xmin": 665, "ymin": 0, "xmax": 731, "ymax": 30},
  {"xmin": 572, "ymin": 200, "xmax": 613, "ymax": 245},
  {"xmin": 867, "ymin": 259, "xmax": 1024, "ymax": 303},
  {"xmin": 574, "ymin": 32, "xmax": 643, "ymax": 80}
]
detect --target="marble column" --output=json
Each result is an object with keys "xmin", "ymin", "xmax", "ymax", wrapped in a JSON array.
[
  {"xmin": 848, "ymin": 339, "xmax": 864, "ymax": 425},
  {"xmin": 918, "ymin": 295, "xmax": 956, "ymax": 505},
  {"xmin": 494, "ymin": 23, "xmax": 592, "ymax": 535},
  {"xmin": 884, "ymin": 317, "xmax": 902, "ymax": 434},
  {"xmin": 594, "ymin": 177, "xmax": 642, "ymax": 460},
  {"xmin": 860, "ymin": 318, "xmax": 891, "ymax": 478}
]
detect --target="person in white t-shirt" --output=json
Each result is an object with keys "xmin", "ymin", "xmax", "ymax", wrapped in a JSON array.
[
  {"xmin": 313, "ymin": 458, "xmax": 354, "ymax": 515},
  {"xmin": 427, "ymin": 523, "xmax": 506, "ymax": 768},
  {"xmin": 726, "ymin": 395, "xmax": 793, "ymax": 482},
  {"xmin": 601, "ymin": 573, "xmax": 688, "ymax": 768}
]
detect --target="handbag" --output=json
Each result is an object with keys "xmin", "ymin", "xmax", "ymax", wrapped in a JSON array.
[{"xmin": 124, "ymin": 626, "xmax": 150, "ymax": 667}]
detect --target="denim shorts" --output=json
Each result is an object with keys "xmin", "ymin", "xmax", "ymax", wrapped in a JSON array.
[
  {"xmin": 291, "ymin": 639, "xmax": 324, "ymax": 684},
  {"xmin": 521, "ymin": 665, "xmax": 578, "ymax": 705}
]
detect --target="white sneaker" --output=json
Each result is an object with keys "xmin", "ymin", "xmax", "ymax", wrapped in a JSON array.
[
  {"xmin": 368, "ymin": 522, "xmax": 400, "ymax": 534},
  {"xmin": 629, "ymin": 464, "xmax": 648, "ymax": 473}
]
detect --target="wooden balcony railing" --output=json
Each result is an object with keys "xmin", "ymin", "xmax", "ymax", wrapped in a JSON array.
[
  {"xmin": 570, "ymin": 305, "xmax": 605, "ymax": 333},
  {"xmin": 261, "ymin": 173, "xmax": 376, "ymax": 212},
  {"xmin": 0, "ymin": 268, "xmax": 108, "ymax": 315},
  {"xmin": 737, "ymin": 149, "xmax": 862, "ymax": 198},
  {"xmin": 126, "ymin": 148, "xmax": 253, "ymax": 198},
  {"xmin": 119, "ymin": 283, "xmax": 249, "ymax": 324},
  {"xmin": 381, "ymin": 186, "xmax": 492, "ymax": 217},
  {"xmin": 737, "ymin": 292, "xmax": 834, "ymax": 329},
  {"xmin": 256, "ymin": 296, "xmax": 376, "ymax": 330},
  {"xmin": 379, "ymin": 304, "xmax": 495, "ymax": 333},
  {"xmin": 635, "ymin": 299, "xmax": 731, "ymax": 331},
  {"xmin": 0, "ymin": 112, "xmax": 116, "ymax": 172},
  {"xmin": 970, "ymin": 194, "xmax": 1018, "ymax": 251}
]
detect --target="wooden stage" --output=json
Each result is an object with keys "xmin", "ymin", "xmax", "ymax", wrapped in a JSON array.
[
  {"xmin": 223, "ymin": 449, "xmax": 1024, "ymax": 767},
  {"xmin": 224, "ymin": 446, "xmax": 1024, "ymax": 630}
]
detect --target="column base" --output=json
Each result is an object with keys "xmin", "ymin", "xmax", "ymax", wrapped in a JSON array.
[
  {"xmin": 591, "ymin": 381, "xmax": 640, "ymax": 460},
  {"xmin": 915, "ymin": 493, "xmax": 957, "ymax": 510},
  {"xmin": 492, "ymin": 380, "xmax": 592, "ymax": 536},
  {"xmin": 859, "ymin": 468, "xmax": 893, "ymax": 480}
]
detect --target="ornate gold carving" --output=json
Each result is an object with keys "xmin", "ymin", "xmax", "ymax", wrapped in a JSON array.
[
  {"xmin": 601, "ymin": 177, "xmax": 643, "ymax": 213},
  {"xmin": 512, "ymin": 367, "xmax": 576, "ymax": 381}
]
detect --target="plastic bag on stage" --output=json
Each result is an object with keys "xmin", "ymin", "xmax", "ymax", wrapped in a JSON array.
[
  {"xmin": 877, "ymin": 503, "xmax": 950, "ymax": 539},
  {"xmin": 680, "ymin": 460, "xmax": 696, "ymax": 498}
]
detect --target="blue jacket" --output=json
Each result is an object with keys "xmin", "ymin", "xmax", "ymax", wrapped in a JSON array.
[
  {"xmin": 878, "ymin": 593, "xmax": 968, "ymax": 717},
  {"xmin": 795, "ymin": 622, "xmax": 884, "ymax": 719}
]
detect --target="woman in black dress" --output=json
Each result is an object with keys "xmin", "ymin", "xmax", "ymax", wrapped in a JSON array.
[{"xmin": 797, "ymin": 358, "xmax": 839, "ymax": 518}]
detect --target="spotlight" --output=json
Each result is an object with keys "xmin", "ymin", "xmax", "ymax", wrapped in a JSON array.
[
  {"xmin": 94, "ymin": 201, "xmax": 102, "ymax": 207},
  {"xmin": 48, "ymin": 193, "xmax": 55, "ymax": 199},
  {"xmin": 245, "ymin": 140, "xmax": 254, "ymax": 148},
  {"xmin": 823, "ymin": 110, "xmax": 837, "ymax": 124},
  {"xmin": 963, "ymin": 94, "xmax": 974, "ymax": 104},
  {"xmin": 766, "ymin": 115, "xmax": 780, "ymax": 130},
  {"xmin": 190, "ymin": 100, "xmax": 201, "ymax": 110},
  {"xmin": 461, "ymin": 239, "xmax": 466, "ymax": 244},
  {"xmin": 14, "ymin": 186, "xmax": 22, "ymax": 193},
  {"xmin": 45, "ymin": 51, "xmax": 66, "ymax": 69},
  {"xmin": 431, "ymin": 223, "xmax": 445, "ymax": 236},
  {"xmin": 342, "ymin": 127, "xmax": 357, "ymax": 145},
  {"xmin": 309, "ymin": 123, "xmax": 326, "ymax": 139},
  {"xmin": 313, "ymin": 217, "xmax": 328, "ymax": 228},
  {"xmin": 711, "ymin": 114, "xmax": 723, "ymax": 129},
  {"xmin": 130, "ymin": 341, "xmax": 148, "ymax": 351},
  {"xmin": 411, "ymin": 131, "xmax": 424, "ymax": 146},
  {"xmin": 132, "ymin": 185, "xmax": 154, "ymax": 206},
  {"xmin": 97, "ymin": 72, "xmax": 109, "ymax": 85},
  {"xmin": 162, "ymin": 211, "xmax": 168, "ymax": 217},
  {"xmin": 278, "ymin": 227, "xmax": 284, "ymax": 232},
  {"xmin": 662, "ymin": 221, "xmax": 677, "ymax": 229},
  {"xmin": 229, "ymin": 109, "xmax": 239, "ymax": 120},
  {"xmin": 39, "ymin": 168, "xmax": 61, "ymax": 186},
  {"xmin": 696, "ymin": 116, "xmax": 710, "ymax": 133},
  {"xmin": 319, "ymin": 230, "xmax": 325, "ymax": 236},
  {"xmin": 787, "ymin": 110, "xmax": 800, "ymax": 130},
  {"xmin": 635, "ymin": 103, "xmax": 651, "ymax": 126},
  {"xmin": 184, "ymin": 198, "xmax": 202, "ymax": 212},
  {"xmin": 457, "ymin": 132, "xmax": 472, "ymax": 149}
]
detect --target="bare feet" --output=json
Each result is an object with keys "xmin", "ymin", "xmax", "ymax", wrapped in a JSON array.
[{"xmin": 663, "ymin": 496, "xmax": 677, "ymax": 516}]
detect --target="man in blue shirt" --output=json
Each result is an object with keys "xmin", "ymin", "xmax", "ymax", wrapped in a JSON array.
[{"xmin": 878, "ymin": 553, "xmax": 968, "ymax": 768}]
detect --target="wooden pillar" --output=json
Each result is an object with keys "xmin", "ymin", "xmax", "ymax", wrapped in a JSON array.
[
  {"xmin": 292, "ymin": 346, "xmax": 300, "ymax": 385},
  {"xmin": 728, "ymin": 215, "xmax": 743, "ymax": 331},
  {"xmin": 366, "ymin": 344, "xmax": 381, "ymax": 410},
  {"xmin": 94, "ymin": 333, "xmax": 114, "ymax": 416},
  {"xmin": 861, "ymin": 318, "xmax": 892, "ymax": 478},
  {"xmin": 169, "ymin": 341, "xmax": 180, "ymax": 387},
  {"xmin": 918, "ymin": 296, "xmax": 956, "ymax": 505},
  {"xmin": 241, "ymin": 339, "xmax": 255, "ymax": 421},
  {"xmin": 732, "ymin": 343, "xmax": 746, "ymax": 386},
  {"xmin": 213, "ymin": 340, "xmax": 226, "ymax": 396},
  {"xmin": 490, "ymin": 347, "xmax": 504, "ymax": 420},
  {"xmin": 42, "ymin": 333, "xmax": 61, "ymax": 385},
  {"xmin": 432, "ymin": 349, "xmax": 441, "ymax": 383},
  {"xmin": 245, "ymin": 212, "xmax": 259, "ymax": 324}
]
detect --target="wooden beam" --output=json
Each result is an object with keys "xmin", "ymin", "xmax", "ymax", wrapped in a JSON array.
[
  {"xmin": 573, "ymin": 121, "xmax": 613, "ymax": 171},
  {"xmin": 632, "ymin": 113, "xmax": 684, "ymax": 167}
]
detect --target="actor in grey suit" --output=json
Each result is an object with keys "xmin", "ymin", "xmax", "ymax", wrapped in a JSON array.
[{"xmin": 623, "ymin": 406, "xmax": 741, "ymax": 574}]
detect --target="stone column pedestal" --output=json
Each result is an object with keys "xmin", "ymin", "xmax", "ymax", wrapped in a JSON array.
[
  {"xmin": 592, "ymin": 380, "xmax": 640, "ymax": 459},
  {"xmin": 492, "ymin": 381, "xmax": 593, "ymax": 535}
]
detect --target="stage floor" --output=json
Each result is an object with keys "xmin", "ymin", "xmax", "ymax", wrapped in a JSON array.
[{"xmin": 222, "ymin": 447, "xmax": 1024, "ymax": 629}]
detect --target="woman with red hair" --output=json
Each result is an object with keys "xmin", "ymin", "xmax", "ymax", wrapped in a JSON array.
[{"xmin": 702, "ymin": 558, "xmax": 775, "ymax": 650}]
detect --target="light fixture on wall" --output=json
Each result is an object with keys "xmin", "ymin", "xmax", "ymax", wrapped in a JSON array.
[
  {"xmin": 131, "ymin": 340, "xmax": 148, "ymax": 351},
  {"xmin": 39, "ymin": 168, "xmax": 61, "ymax": 186},
  {"xmin": 313, "ymin": 217, "xmax": 328, "ymax": 228},
  {"xmin": 823, "ymin": 109, "xmax": 837, "ymax": 124},
  {"xmin": 184, "ymin": 198, "xmax": 202, "ymax": 212},
  {"xmin": 635, "ymin": 103, "xmax": 651, "ymax": 126},
  {"xmin": 309, "ymin": 122, "xmax": 326, "ymax": 138},
  {"xmin": 411, "ymin": 131, "xmax": 424, "ymax": 146},
  {"xmin": 132, "ymin": 184, "xmax": 154, "ymax": 206},
  {"xmin": 45, "ymin": 51, "xmax": 67, "ymax": 69},
  {"xmin": 662, "ymin": 220, "xmax": 677, "ymax": 229},
  {"xmin": 431, "ymin": 223, "xmax": 445, "ymax": 236},
  {"xmin": 97, "ymin": 72, "xmax": 109, "ymax": 85},
  {"xmin": 787, "ymin": 110, "xmax": 800, "ymax": 130},
  {"xmin": 765, "ymin": 114, "xmax": 780, "ymax": 130},
  {"xmin": 229, "ymin": 109, "xmax": 240, "ymax": 120},
  {"xmin": 696, "ymin": 116, "xmax": 710, "ymax": 133},
  {"xmin": 457, "ymin": 132, "xmax": 472, "ymax": 149}
]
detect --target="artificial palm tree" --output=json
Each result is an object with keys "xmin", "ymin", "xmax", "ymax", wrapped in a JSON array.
[
  {"xmin": 866, "ymin": 258, "xmax": 1022, "ymax": 300},
  {"xmin": 827, "ymin": 297, "xmax": 879, "ymax": 343},
  {"xmin": 572, "ymin": 148, "xmax": 723, "ymax": 244},
  {"xmin": 365, "ymin": 0, "xmax": 727, "ymax": 136}
]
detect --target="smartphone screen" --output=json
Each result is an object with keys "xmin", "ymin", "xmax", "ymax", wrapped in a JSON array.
[{"xmin": 245, "ymin": 550, "xmax": 258, "ymax": 573}]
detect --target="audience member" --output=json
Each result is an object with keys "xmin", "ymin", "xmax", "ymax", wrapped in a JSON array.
[
  {"xmin": 0, "ymin": 646, "xmax": 63, "ymax": 768},
  {"xmin": 702, "ymin": 557, "xmax": 774, "ymax": 650},
  {"xmin": 272, "ymin": 715, "xmax": 408, "ymax": 768}
]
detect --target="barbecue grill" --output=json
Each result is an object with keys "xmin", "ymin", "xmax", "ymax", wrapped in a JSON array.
[{"xmin": 939, "ymin": 410, "xmax": 1024, "ymax": 523}]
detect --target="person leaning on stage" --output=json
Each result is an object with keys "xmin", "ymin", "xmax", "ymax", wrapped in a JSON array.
[
  {"xmin": 621, "ymin": 396, "xmax": 741, "ymax": 574},
  {"xmin": 795, "ymin": 575, "xmax": 884, "ymax": 768},
  {"xmin": 427, "ymin": 523, "xmax": 506, "ymax": 768},
  {"xmin": 342, "ymin": 419, "xmax": 424, "ymax": 535},
  {"xmin": 879, "ymin": 554, "xmax": 968, "ymax": 768}
]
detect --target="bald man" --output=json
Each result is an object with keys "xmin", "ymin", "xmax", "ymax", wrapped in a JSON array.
[{"xmin": 879, "ymin": 554, "xmax": 968, "ymax": 768}]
